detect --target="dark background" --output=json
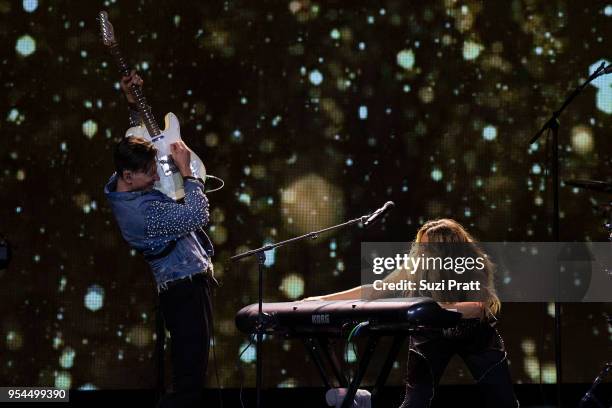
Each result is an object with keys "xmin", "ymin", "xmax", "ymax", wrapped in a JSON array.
[{"xmin": 1, "ymin": 0, "xmax": 611, "ymax": 390}]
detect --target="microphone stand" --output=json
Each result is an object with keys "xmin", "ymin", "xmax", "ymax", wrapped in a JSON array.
[
  {"xmin": 230, "ymin": 210, "xmax": 385, "ymax": 408},
  {"xmin": 528, "ymin": 62, "xmax": 609, "ymax": 407}
]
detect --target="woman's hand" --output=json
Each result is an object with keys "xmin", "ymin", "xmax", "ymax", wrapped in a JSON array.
[{"xmin": 441, "ymin": 302, "xmax": 485, "ymax": 319}]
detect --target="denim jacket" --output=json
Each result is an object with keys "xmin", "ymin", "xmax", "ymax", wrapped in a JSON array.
[{"xmin": 104, "ymin": 174, "xmax": 214, "ymax": 290}]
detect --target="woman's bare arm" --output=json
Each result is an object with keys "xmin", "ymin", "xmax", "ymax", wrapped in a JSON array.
[
  {"xmin": 439, "ymin": 302, "xmax": 484, "ymax": 319},
  {"xmin": 303, "ymin": 285, "xmax": 366, "ymax": 301}
]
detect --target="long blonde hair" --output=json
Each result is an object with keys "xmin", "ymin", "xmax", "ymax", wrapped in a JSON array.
[{"xmin": 412, "ymin": 219, "xmax": 500, "ymax": 317}]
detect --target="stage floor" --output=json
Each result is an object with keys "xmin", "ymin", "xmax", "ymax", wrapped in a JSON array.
[{"xmin": 63, "ymin": 384, "xmax": 610, "ymax": 407}]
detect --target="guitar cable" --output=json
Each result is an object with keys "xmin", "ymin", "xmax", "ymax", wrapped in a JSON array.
[
  {"xmin": 201, "ymin": 174, "xmax": 223, "ymax": 408},
  {"xmin": 237, "ymin": 334, "xmax": 256, "ymax": 408},
  {"xmin": 210, "ymin": 288, "xmax": 224, "ymax": 408},
  {"xmin": 203, "ymin": 174, "xmax": 225, "ymax": 194}
]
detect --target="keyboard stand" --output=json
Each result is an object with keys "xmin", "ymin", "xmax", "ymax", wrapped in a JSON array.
[{"xmin": 301, "ymin": 332, "xmax": 409, "ymax": 408}]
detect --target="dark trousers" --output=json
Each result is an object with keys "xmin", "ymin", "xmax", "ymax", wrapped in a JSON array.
[
  {"xmin": 157, "ymin": 273, "xmax": 213, "ymax": 408},
  {"xmin": 399, "ymin": 321, "xmax": 518, "ymax": 408}
]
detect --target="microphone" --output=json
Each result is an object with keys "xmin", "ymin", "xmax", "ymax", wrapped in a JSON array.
[{"xmin": 363, "ymin": 201, "xmax": 395, "ymax": 227}]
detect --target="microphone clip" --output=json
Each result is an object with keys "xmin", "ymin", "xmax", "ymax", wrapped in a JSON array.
[{"xmin": 363, "ymin": 201, "xmax": 395, "ymax": 228}]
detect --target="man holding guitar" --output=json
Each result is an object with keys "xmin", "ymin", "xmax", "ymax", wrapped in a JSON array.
[{"xmin": 104, "ymin": 71, "xmax": 216, "ymax": 408}]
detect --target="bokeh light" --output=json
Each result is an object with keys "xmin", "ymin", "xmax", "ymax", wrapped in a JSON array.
[
  {"xmin": 1, "ymin": 1, "xmax": 611, "ymax": 391},
  {"xmin": 15, "ymin": 35, "xmax": 36, "ymax": 57}
]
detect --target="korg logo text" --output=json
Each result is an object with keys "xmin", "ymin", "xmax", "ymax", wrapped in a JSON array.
[{"xmin": 311, "ymin": 314, "xmax": 330, "ymax": 324}]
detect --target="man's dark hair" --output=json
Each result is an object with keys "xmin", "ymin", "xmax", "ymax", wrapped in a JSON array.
[{"xmin": 113, "ymin": 136, "xmax": 157, "ymax": 175}]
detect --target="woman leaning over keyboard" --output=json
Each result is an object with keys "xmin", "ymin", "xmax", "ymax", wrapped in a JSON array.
[{"xmin": 303, "ymin": 218, "xmax": 519, "ymax": 408}]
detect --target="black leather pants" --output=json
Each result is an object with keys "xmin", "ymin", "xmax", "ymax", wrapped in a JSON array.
[{"xmin": 399, "ymin": 320, "xmax": 519, "ymax": 408}]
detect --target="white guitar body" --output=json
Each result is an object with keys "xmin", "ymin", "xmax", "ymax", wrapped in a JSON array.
[
  {"xmin": 98, "ymin": 12, "xmax": 206, "ymax": 201},
  {"xmin": 125, "ymin": 112, "xmax": 206, "ymax": 201}
]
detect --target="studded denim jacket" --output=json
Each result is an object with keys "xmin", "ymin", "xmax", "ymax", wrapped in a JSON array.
[{"xmin": 104, "ymin": 174, "xmax": 214, "ymax": 289}]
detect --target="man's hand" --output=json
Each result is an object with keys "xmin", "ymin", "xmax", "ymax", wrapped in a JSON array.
[
  {"xmin": 170, "ymin": 141, "xmax": 193, "ymax": 177},
  {"xmin": 120, "ymin": 70, "xmax": 143, "ymax": 105}
]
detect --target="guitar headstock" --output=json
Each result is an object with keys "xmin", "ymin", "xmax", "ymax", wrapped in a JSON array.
[{"xmin": 98, "ymin": 11, "xmax": 116, "ymax": 47}]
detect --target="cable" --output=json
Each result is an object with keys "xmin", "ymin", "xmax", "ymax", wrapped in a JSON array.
[
  {"xmin": 210, "ymin": 287, "xmax": 223, "ymax": 408},
  {"xmin": 355, "ymin": 321, "xmax": 369, "ymax": 338},
  {"xmin": 345, "ymin": 321, "xmax": 369, "ymax": 384},
  {"xmin": 237, "ymin": 334, "xmax": 256, "ymax": 408},
  {"xmin": 347, "ymin": 326, "xmax": 359, "ymax": 344},
  {"xmin": 204, "ymin": 174, "xmax": 225, "ymax": 193},
  {"xmin": 348, "ymin": 321, "xmax": 369, "ymax": 343}
]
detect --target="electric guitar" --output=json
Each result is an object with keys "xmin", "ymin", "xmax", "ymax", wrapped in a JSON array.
[{"xmin": 98, "ymin": 10, "xmax": 206, "ymax": 201}]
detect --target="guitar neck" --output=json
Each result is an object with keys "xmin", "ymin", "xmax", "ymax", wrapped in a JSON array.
[{"xmin": 108, "ymin": 44, "xmax": 161, "ymax": 137}]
